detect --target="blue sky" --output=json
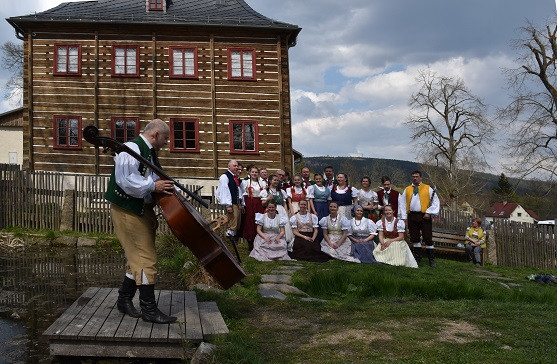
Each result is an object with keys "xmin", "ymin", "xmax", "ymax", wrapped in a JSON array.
[{"xmin": 1, "ymin": 0, "xmax": 555, "ymax": 171}]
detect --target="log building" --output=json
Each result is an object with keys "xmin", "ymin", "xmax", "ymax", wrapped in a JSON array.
[{"xmin": 7, "ymin": 0, "xmax": 301, "ymax": 179}]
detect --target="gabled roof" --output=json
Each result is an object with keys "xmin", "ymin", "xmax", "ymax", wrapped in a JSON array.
[
  {"xmin": 7, "ymin": 0, "xmax": 301, "ymax": 44},
  {"xmin": 526, "ymin": 209, "xmax": 540, "ymax": 221},
  {"xmin": 0, "ymin": 107, "xmax": 23, "ymax": 127},
  {"xmin": 485, "ymin": 202, "xmax": 520, "ymax": 218}
]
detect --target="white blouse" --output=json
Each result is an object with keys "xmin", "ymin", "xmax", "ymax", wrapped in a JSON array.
[
  {"xmin": 289, "ymin": 212, "xmax": 319, "ymax": 229},
  {"xmin": 241, "ymin": 179, "xmax": 266, "ymax": 197},
  {"xmin": 260, "ymin": 188, "xmax": 287, "ymax": 201},
  {"xmin": 286, "ymin": 186, "xmax": 309, "ymax": 199},
  {"xmin": 307, "ymin": 185, "xmax": 331, "ymax": 200},
  {"xmin": 332, "ymin": 185, "xmax": 359, "ymax": 198},
  {"xmin": 318, "ymin": 215, "xmax": 351, "ymax": 230},
  {"xmin": 348, "ymin": 217, "xmax": 377, "ymax": 237},
  {"xmin": 357, "ymin": 189, "xmax": 378, "ymax": 206},
  {"xmin": 255, "ymin": 213, "xmax": 287, "ymax": 234},
  {"xmin": 376, "ymin": 218, "xmax": 405, "ymax": 232}
]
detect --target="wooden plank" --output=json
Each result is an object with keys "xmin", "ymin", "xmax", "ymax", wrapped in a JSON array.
[
  {"xmin": 59, "ymin": 287, "xmax": 112, "ymax": 339},
  {"xmin": 432, "ymin": 237, "xmax": 466, "ymax": 245},
  {"xmin": 113, "ymin": 294, "xmax": 140, "ymax": 341},
  {"xmin": 43, "ymin": 287, "xmax": 100, "ymax": 338},
  {"xmin": 96, "ymin": 296, "xmax": 126, "ymax": 341},
  {"xmin": 198, "ymin": 301, "xmax": 229, "ymax": 338},
  {"xmin": 168, "ymin": 291, "xmax": 186, "ymax": 342},
  {"xmin": 150, "ymin": 290, "xmax": 172, "ymax": 342},
  {"xmin": 49, "ymin": 340, "xmax": 185, "ymax": 359},
  {"xmin": 184, "ymin": 291, "xmax": 203, "ymax": 342},
  {"xmin": 78, "ymin": 288, "xmax": 118, "ymax": 339}
]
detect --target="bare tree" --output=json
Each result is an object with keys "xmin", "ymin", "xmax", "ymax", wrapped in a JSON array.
[
  {"xmin": 408, "ymin": 70, "xmax": 493, "ymax": 212},
  {"xmin": 501, "ymin": 22, "xmax": 557, "ymax": 182},
  {"xmin": 1, "ymin": 41, "xmax": 24, "ymax": 105}
]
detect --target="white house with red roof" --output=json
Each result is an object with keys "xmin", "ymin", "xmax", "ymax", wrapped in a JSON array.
[{"xmin": 485, "ymin": 201, "xmax": 539, "ymax": 224}]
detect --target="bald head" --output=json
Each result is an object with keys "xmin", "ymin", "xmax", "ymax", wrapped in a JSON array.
[{"xmin": 142, "ymin": 119, "xmax": 170, "ymax": 151}]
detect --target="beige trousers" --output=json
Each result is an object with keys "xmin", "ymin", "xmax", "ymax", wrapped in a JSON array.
[
  {"xmin": 226, "ymin": 204, "xmax": 242, "ymax": 232},
  {"xmin": 111, "ymin": 203, "xmax": 158, "ymax": 284}
]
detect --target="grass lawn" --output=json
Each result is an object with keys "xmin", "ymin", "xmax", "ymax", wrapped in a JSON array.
[{"xmin": 163, "ymin": 240, "xmax": 557, "ymax": 364}]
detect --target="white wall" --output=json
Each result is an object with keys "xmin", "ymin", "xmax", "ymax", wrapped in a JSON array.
[
  {"xmin": 509, "ymin": 205, "xmax": 536, "ymax": 224},
  {"xmin": 0, "ymin": 128, "xmax": 23, "ymax": 165}
]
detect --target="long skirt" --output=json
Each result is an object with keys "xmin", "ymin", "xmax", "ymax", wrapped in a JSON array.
[
  {"xmin": 249, "ymin": 232, "xmax": 294, "ymax": 262},
  {"xmin": 373, "ymin": 240, "xmax": 418, "ymax": 268},
  {"xmin": 351, "ymin": 238, "xmax": 380, "ymax": 264},
  {"xmin": 239, "ymin": 196, "xmax": 264, "ymax": 243},
  {"xmin": 321, "ymin": 232, "xmax": 360, "ymax": 263},
  {"xmin": 276, "ymin": 205, "xmax": 294, "ymax": 250},
  {"xmin": 313, "ymin": 200, "xmax": 329, "ymax": 243},
  {"xmin": 289, "ymin": 231, "xmax": 332, "ymax": 262}
]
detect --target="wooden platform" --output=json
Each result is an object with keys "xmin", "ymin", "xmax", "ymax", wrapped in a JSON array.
[{"xmin": 43, "ymin": 287, "xmax": 228, "ymax": 359}]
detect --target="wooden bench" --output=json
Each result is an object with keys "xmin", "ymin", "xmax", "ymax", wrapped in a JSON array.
[{"xmin": 415, "ymin": 228, "xmax": 487, "ymax": 265}]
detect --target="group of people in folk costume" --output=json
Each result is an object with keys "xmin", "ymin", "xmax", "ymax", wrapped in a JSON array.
[
  {"xmin": 217, "ymin": 161, "xmax": 441, "ymax": 269},
  {"xmin": 105, "ymin": 120, "xmax": 444, "ymax": 325}
]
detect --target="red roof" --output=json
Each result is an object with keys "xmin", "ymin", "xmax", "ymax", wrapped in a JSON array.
[
  {"xmin": 485, "ymin": 202, "xmax": 520, "ymax": 218},
  {"xmin": 485, "ymin": 202, "xmax": 538, "ymax": 220},
  {"xmin": 526, "ymin": 209, "xmax": 540, "ymax": 220}
]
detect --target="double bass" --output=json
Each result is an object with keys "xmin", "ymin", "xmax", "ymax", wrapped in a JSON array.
[{"xmin": 83, "ymin": 125, "xmax": 246, "ymax": 289}]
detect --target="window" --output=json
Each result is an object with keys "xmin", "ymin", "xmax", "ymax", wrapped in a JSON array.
[
  {"xmin": 170, "ymin": 119, "xmax": 199, "ymax": 152},
  {"xmin": 148, "ymin": 0, "xmax": 164, "ymax": 10},
  {"xmin": 54, "ymin": 115, "xmax": 82, "ymax": 149},
  {"xmin": 54, "ymin": 44, "xmax": 81, "ymax": 75},
  {"xmin": 111, "ymin": 117, "xmax": 139, "ymax": 143},
  {"xmin": 517, "ymin": 213, "xmax": 522, "ymax": 217},
  {"xmin": 112, "ymin": 45, "xmax": 139, "ymax": 77},
  {"xmin": 229, "ymin": 120, "xmax": 258, "ymax": 154},
  {"xmin": 169, "ymin": 47, "xmax": 198, "ymax": 78},
  {"xmin": 227, "ymin": 49, "xmax": 255, "ymax": 80}
]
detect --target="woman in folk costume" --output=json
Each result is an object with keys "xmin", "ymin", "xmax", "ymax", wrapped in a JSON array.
[
  {"xmin": 287, "ymin": 173, "xmax": 308, "ymax": 216},
  {"xmin": 289, "ymin": 200, "xmax": 331, "ymax": 262},
  {"xmin": 320, "ymin": 201, "xmax": 360, "ymax": 263},
  {"xmin": 260, "ymin": 174, "xmax": 294, "ymax": 249},
  {"xmin": 249, "ymin": 201, "xmax": 293, "ymax": 262},
  {"xmin": 308, "ymin": 173, "xmax": 331, "ymax": 244},
  {"xmin": 348, "ymin": 205, "xmax": 379, "ymax": 264},
  {"xmin": 239, "ymin": 166, "xmax": 266, "ymax": 251},
  {"xmin": 330, "ymin": 173, "xmax": 358, "ymax": 221},
  {"xmin": 357, "ymin": 176, "xmax": 379, "ymax": 222},
  {"xmin": 373, "ymin": 205, "xmax": 418, "ymax": 268}
]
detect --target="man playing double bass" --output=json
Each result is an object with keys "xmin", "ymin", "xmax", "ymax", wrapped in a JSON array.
[{"xmin": 105, "ymin": 119, "xmax": 177, "ymax": 324}]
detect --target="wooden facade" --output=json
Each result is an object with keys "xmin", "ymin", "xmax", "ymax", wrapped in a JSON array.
[{"xmin": 8, "ymin": 0, "xmax": 301, "ymax": 179}]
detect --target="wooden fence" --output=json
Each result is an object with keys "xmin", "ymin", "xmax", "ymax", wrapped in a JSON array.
[
  {"xmin": 493, "ymin": 220, "xmax": 556, "ymax": 269},
  {"xmin": 0, "ymin": 164, "xmax": 224, "ymax": 235}
]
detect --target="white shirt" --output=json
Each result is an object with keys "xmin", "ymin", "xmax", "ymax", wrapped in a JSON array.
[
  {"xmin": 318, "ymin": 215, "xmax": 351, "ymax": 230},
  {"xmin": 114, "ymin": 135, "xmax": 158, "ymax": 203},
  {"xmin": 216, "ymin": 170, "xmax": 243, "ymax": 206},
  {"xmin": 398, "ymin": 184, "xmax": 440, "ymax": 220},
  {"xmin": 286, "ymin": 186, "xmax": 308, "ymax": 200},
  {"xmin": 357, "ymin": 189, "xmax": 378, "ymax": 206}
]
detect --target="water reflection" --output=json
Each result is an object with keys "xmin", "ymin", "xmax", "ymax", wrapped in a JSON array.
[{"xmin": 0, "ymin": 245, "xmax": 182, "ymax": 363}]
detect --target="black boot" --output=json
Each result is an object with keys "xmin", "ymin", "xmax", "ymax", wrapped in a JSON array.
[
  {"xmin": 413, "ymin": 245, "xmax": 422, "ymax": 263},
  {"xmin": 138, "ymin": 284, "xmax": 177, "ymax": 324},
  {"xmin": 117, "ymin": 276, "xmax": 141, "ymax": 318},
  {"xmin": 426, "ymin": 248, "xmax": 436, "ymax": 268}
]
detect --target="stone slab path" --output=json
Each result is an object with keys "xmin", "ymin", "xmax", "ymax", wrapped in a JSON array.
[{"xmin": 258, "ymin": 264, "xmax": 325, "ymax": 301}]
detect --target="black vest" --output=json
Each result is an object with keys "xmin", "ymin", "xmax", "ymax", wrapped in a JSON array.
[{"xmin": 226, "ymin": 171, "xmax": 240, "ymax": 204}]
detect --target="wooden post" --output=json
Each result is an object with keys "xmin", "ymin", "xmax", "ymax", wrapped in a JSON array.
[
  {"xmin": 94, "ymin": 32, "xmax": 100, "ymax": 175},
  {"xmin": 152, "ymin": 32, "xmax": 157, "ymax": 119},
  {"xmin": 27, "ymin": 31, "xmax": 34, "ymax": 170},
  {"xmin": 210, "ymin": 34, "xmax": 218, "ymax": 178},
  {"xmin": 487, "ymin": 228, "xmax": 497, "ymax": 265},
  {"xmin": 277, "ymin": 36, "xmax": 284, "ymax": 169}
]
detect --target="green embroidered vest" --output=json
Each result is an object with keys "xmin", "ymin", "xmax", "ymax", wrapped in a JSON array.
[{"xmin": 104, "ymin": 136, "xmax": 159, "ymax": 216}]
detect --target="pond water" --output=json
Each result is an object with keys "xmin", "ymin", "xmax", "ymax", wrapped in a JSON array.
[{"xmin": 0, "ymin": 245, "xmax": 183, "ymax": 363}]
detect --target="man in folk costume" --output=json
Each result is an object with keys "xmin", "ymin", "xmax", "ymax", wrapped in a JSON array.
[
  {"xmin": 398, "ymin": 170, "xmax": 440, "ymax": 267},
  {"xmin": 300, "ymin": 166, "xmax": 315, "ymax": 188},
  {"xmin": 323, "ymin": 165, "xmax": 338, "ymax": 190},
  {"xmin": 216, "ymin": 159, "xmax": 243, "ymax": 239},
  {"xmin": 105, "ymin": 119, "xmax": 177, "ymax": 324},
  {"xmin": 377, "ymin": 176, "xmax": 400, "ymax": 217}
]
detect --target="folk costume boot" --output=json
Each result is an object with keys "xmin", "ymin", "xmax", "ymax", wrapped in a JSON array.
[
  {"xmin": 138, "ymin": 284, "xmax": 177, "ymax": 324},
  {"xmin": 117, "ymin": 276, "xmax": 142, "ymax": 318},
  {"xmin": 412, "ymin": 244, "xmax": 422, "ymax": 263},
  {"xmin": 426, "ymin": 248, "xmax": 436, "ymax": 268}
]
